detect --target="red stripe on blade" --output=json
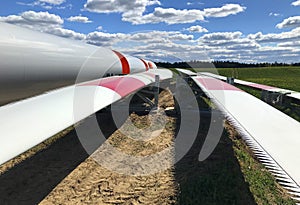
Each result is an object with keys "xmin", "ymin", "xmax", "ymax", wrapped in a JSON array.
[
  {"xmin": 82, "ymin": 77, "xmax": 145, "ymax": 97},
  {"xmin": 148, "ymin": 62, "xmax": 153, "ymax": 69},
  {"xmin": 140, "ymin": 59, "xmax": 149, "ymax": 71},
  {"xmin": 196, "ymin": 77, "xmax": 242, "ymax": 91},
  {"xmin": 113, "ymin": 50, "xmax": 130, "ymax": 74}
]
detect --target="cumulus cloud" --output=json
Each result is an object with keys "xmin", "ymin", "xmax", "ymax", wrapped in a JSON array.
[
  {"xmin": 1, "ymin": 8, "xmax": 299, "ymax": 63},
  {"xmin": 197, "ymin": 31, "xmax": 260, "ymax": 55},
  {"xmin": 17, "ymin": 0, "xmax": 66, "ymax": 9},
  {"xmin": 203, "ymin": 4, "xmax": 246, "ymax": 18},
  {"xmin": 206, "ymin": 44, "xmax": 298, "ymax": 63},
  {"xmin": 200, "ymin": 31, "xmax": 243, "ymax": 41},
  {"xmin": 86, "ymin": 31, "xmax": 128, "ymax": 46},
  {"xmin": 292, "ymin": 0, "xmax": 300, "ymax": 6},
  {"xmin": 86, "ymin": 30, "xmax": 194, "ymax": 46},
  {"xmin": 67, "ymin": 15, "xmax": 92, "ymax": 23},
  {"xmin": 276, "ymin": 16, "xmax": 300, "ymax": 29},
  {"xmin": 125, "ymin": 7, "xmax": 205, "ymax": 24},
  {"xmin": 187, "ymin": 25, "xmax": 208, "ymax": 33},
  {"xmin": 84, "ymin": 29, "xmax": 295, "ymax": 63},
  {"xmin": 84, "ymin": 0, "xmax": 160, "ymax": 16},
  {"xmin": 0, "ymin": 11, "xmax": 85, "ymax": 40},
  {"xmin": 0, "ymin": 11, "xmax": 63, "ymax": 27},
  {"xmin": 195, "ymin": 30, "xmax": 297, "ymax": 62},
  {"xmin": 93, "ymin": 29, "xmax": 299, "ymax": 63},
  {"xmin": 127, "ymin": 4, "xmax": 245, "ymax": 24},
  {"xmin": 124, "ymin": 4, "xmax": 245, "ymax": 25},
  {"xmin": 84, "ymin": 1, "xmax": 245, "ymax": 25},
  {"xmin": 225, "ymin": 42, "xmax": 260, "ymax": 50},
  {"xmin": 255, "ymin": 46, "xmax": 295, "ymax": 56},
  {"xmin": 278, "ymin": 41, "xmax": 300, "ymax": 47},
  {"xmin": 84, "ymin": 30, "xmax": 197, "ymax": 62},
  {"xmin": 248, "ymin": 28, "xmax": 300, "ymax": 43},
  {"xmin": 124, "ymin": 42, "xmax": 210, "ymax": 62},
  {"xmin": 49, "ymin": 27, "xmax": 86, "ymax": 40}
]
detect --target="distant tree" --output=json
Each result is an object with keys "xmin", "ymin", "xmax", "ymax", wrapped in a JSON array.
[{"xmin": 155, "ymin": 60, "xmax": 300, "ymax": 69}]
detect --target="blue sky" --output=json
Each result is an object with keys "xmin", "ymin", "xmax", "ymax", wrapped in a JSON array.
[{"xmin": 0, "ymin": 0, "xmax": 300, "ymax": 63}]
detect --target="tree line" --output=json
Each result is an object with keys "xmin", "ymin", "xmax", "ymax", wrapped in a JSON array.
[{"xmin": 155, "ymin": 61, "xmax": 300, "ymax": 68}]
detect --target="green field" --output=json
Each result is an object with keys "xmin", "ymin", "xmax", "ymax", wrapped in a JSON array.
[
  {"xmin": 215, "ymin": 66, "xmax": 300, "ymax": 92},
  {"xmin": 210, "ymin": 66, "xmax": 300, "ymax": 122},
  {"xmin": 191, "ymin": 66, "xmax": 300, "ymax": 121}
]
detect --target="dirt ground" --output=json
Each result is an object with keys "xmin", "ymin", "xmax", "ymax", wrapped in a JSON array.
[{"xmin": 39, "ymin": 89, "xmax": 178, "ymax": 205}]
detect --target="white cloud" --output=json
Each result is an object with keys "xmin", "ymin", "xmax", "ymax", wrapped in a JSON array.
[
  {"xmin": 57, "ymin": 4, "xmax": 72, "ymax": 9},
  {"xmin": 197, "ymin": 31, "xmax": 260, "ymax": 55},
  {"xmin": 49, "ymin": 27, "xmax": 86, "ymax": 40},
  {"xmin": 84, "ymin": 1, "xmax": 245, "ymax": 25},
  {"xmin": 67, "ymin": 15, "xmax": 92, "ymax": 23},
  {"xmin": 86, "ymin": 30, "xmax": 194, "ymax": 46},
  {"xmin": 186, "ymin": 2, "xmax": 204, "ymax": 6},
  {"xmin": 99, "ymin": 28, "xmax": 300, "ymax": 63},
  {"xmin": 269, "ymin": 12, "xmax": 281, "ymax": 17},
  {"xmin": 1, "ymin": 8, "xmax": 299, "ymax": 63},
  {"xmin": 203, "ymin": 4, "xmax": 246, "ymax": 18},
  {"xmin": 84, "ymin": 28, "xmax": 300, "ymax": 63},
  {"xmin": 129, "ymin": 4, "xmax": 246, "ymax": 24},
  {"xmin": 194, "ymin": 30, "xmax": 299, "ymax": 62},
  {"xmin": 248, "ymin": 28, "xmax": 300, "ymax": 43},
  {"xmin": 292, "ymin": 0, "xmax": 300, "ymax": 6},
  {"xmin": 96, "ymin": 26, "xmax": 103, "ymax": 31},
  {"xmin": 124, "ymin": 42, "xmax": 210, "ymax": 62},
  {"xmin": 0, "ymin": 11, "xmax": 85, "ymax": 40},
  {"xmin": 0, "ymin": 11, "xmax": 63, "ymax": 27},
  {"xmin": 125, "ymin": 7, "xmax": 205, "ymax": 24},
  {"xmin": 84, "ymin": 30, "xmax": 197, "ymax": 62},
  {"xmin": 225, "ymin": 42, "xmax": 260, "ymax": 50},
  {"xmin": 129, "ymin": 31, "xmax": 194, "ymax": 42},
  {"xmin": 17, "ymin": 0, "xmax": 66, "ymax": 9},
  {"xmin": 187, "ymin": 25, "xmax": 208, "ymax": 33},
  {"xmin": 39, "ymin": 0, "xmax": 65, "ymax": 5},
  {"xmin": 23, "ymin": 10, "xmax": 63, "ymax": 24},
  {"xmin": 278, "ymin": 41, "xmax": 300, "ymax": 47},
  {"xmin": 255, "ymin": 46, "xmax": 296, "ymax": 56},
  {"xmin": 276, "ymin": 16, "xmax": 300, "ymax": 29},
  {"xmin": 84, "ymin": 0, "xmax": 160, "ymax": 16},
  {"xmin": 86, "ymin": 31, "xmax": 128, "ymax": 46},
  {"xmin": 200, "ymin": 31, "xmax": 243, "ymax": 41},
  {"xmin": 129, "ymin": 31, "xmax": 194, "ymax": 43}
]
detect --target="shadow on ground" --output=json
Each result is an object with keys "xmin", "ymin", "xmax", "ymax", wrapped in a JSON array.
[
  {"xmin": 0, "ymin": 108, "xmax": 118, "ymax": 205},
  {"xmin": 174, "ymin": 110, "xmax": 257, "ymax": 205}
]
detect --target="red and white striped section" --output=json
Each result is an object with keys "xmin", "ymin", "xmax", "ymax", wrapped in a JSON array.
[
  {"xmin": 0, "ymin": 69, "xmax": 172, "ymax": 166},
  {"xmin": 112, "ymin": 50, "xmax": 155, "ymax": 74},
  {"xmin": 201, "ymin": 72, "xmax": 300, "ymax": 101},
  {"xmin": 192, "ymin": 75, "xmax": 300, "ymax": 202}
]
